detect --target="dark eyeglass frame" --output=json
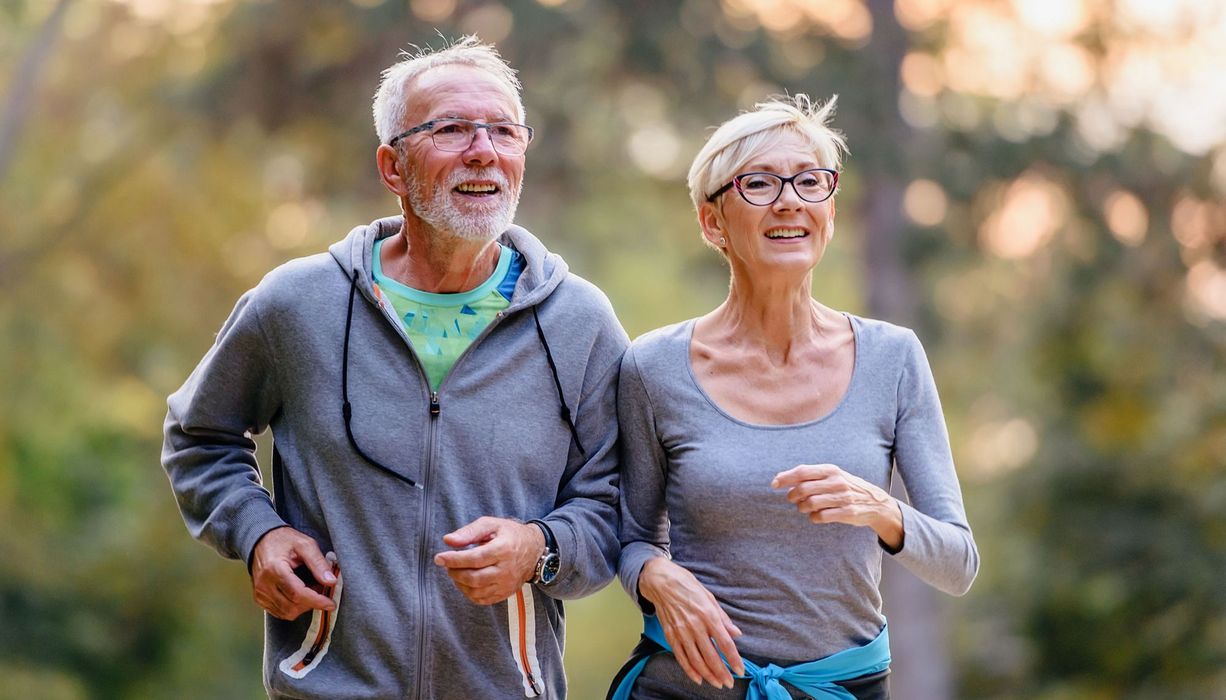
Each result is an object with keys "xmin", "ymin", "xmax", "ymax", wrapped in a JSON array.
[
  {"xmin": 706, "ymin": 168, "xmax": 839, "ymax": 206},
  {"xmin": 386, "ymin": 118, "xmax": 535, "ymax": 155},
  {"xmin": 340, "ymin": 271, "xmax": 584, "ymax": 491}
]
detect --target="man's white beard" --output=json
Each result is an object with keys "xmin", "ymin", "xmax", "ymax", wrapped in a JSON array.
[{"xmin": 408, "ymin": 167, "xmax": 521, "ymax": 242}]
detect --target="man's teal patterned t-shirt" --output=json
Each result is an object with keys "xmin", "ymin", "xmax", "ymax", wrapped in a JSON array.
[{"xmin": 372, "ymin": 238, "xmax": 524, "ymax": 391}]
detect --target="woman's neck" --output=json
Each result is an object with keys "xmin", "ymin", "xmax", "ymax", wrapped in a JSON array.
[{"xmin": 704, "ymin": 270, "xmax": 834, "ymax": 365}]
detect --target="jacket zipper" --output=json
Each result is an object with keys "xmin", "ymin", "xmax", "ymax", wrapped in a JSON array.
[
  {"xmin": 414, "ymin": 390, "xmax": 440, "ymax": 700},
  {"xmin": 361, "ymin": 278, "xmax": 531, "ymax": 697},
  {"xmin": 413, "ymin": 313, "xmax": 509, "ymax": 699},
  {"xmin": 414, "ymin": 311, "xmax": 531, "ymax": 698}
]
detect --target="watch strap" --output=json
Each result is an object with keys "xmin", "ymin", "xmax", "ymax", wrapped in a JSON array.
[{"xmin": 527, "ymin": 519, "xmax": 557, "ymax": 554}]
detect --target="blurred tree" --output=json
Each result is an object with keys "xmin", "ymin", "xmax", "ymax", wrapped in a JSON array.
[
  {"xmin": 853, "ymin": 1, "xmax": 954, "ymax": 697},
  {"xmin": 0, "ymin": 0, "xmax": 72, "ymax": 181}
]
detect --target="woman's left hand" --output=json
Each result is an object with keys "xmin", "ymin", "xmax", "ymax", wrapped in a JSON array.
[{"xmin": 772, "ymin": 464, "xmax": 904, "ymax": 550}]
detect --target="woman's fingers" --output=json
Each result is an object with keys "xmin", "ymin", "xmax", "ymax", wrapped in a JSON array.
[
  {"xmin": 798, "ymin": 493, "xmax": 844, "ymax": 513},
  {"xmin": 716, "ymin": 609, "xmax": 746, "ymax": 676},
  {"xmin": 699, "ymin": 629, "xmax": 736, "ymax": 687},
  {"xmin": 675, "ymin": 612, "xmax": 730, "ymax": 687},
  {"xmin": 682, "ymin": 635, "xmax": 730, "ymax": 688},
  {"xmin": 669, "ymin": 634, "xmax": 703, "ymax": 685},
  {"xmin": 663, "ymin": 611, "xmax": 736, "ymax": 688},
  {"xmin": 772, "ymin": 462, "xmax": 837, "ymax": 488}
]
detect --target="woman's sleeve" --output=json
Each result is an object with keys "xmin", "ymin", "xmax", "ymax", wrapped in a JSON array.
[
  {"xmin": 616, "ymin": 347, "xmax": 672, "ymax": 613},
  {"xmin": 888, "ymin": 330, "xmax": 980, "ymax": 596}
]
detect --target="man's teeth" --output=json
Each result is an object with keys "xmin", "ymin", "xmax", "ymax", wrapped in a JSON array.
[
  {"xmin": 456, "ymin": 183, "xmax": 498, "ymax": 194},
  {"xmin": 765, "ymin": 229, "xmax": 807, "ymax": 239}
]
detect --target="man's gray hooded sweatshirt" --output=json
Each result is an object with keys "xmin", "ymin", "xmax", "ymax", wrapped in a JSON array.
[{"xmin": 163, "ymin": 217, "xmax": 629, "ymax": 699}]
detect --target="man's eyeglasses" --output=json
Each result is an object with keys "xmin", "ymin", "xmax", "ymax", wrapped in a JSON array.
[
  {"xmin": 387, "ymin": 118, "xmax": 534, "ymax": 156},
  {"xmin": 707, "ymin": 168, "xmax": 838, "ymax": 207}
]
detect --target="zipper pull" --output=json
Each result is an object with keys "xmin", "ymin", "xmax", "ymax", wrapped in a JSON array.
[{"xmin": 429, "ymin": 391, "xmax": 441, "ymax": 417}]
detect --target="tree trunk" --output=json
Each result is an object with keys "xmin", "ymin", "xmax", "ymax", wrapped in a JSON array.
[
  {"xmin": 859, "ymin": 0, "xmax": 954, "ymax": 697},
  {"xmin": 0, "ymin": 0, "xmax": 73, "ymax": 184}
]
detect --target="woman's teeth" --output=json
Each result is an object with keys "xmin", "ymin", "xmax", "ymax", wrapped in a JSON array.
[{"xmin": 765, "ymin": 229, "xmax": 807, "ymax": 239}]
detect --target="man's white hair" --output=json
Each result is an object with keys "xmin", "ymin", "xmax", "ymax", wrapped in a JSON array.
[
  {"xmin": 687, "ymin": 94, "xmax": 848, "ymax": 216},
  {"xmin": 372, "ymin": 35, "xmax": 524, "ymax": 145}
]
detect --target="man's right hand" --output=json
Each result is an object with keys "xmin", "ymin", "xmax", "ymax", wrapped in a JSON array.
[{"xmin": 250, "ymin": 526, "xmax": 338, "ymax": 620}]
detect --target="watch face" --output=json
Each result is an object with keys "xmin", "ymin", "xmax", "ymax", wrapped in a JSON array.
[{"xmin": 539, "ymin": 552, "xmax": 560, "ymax": 585}]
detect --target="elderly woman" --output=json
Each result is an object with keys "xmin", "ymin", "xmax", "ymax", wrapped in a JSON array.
[{"xmin": 608, "ymin": 96, "xmax": 979, "ymax": 700}]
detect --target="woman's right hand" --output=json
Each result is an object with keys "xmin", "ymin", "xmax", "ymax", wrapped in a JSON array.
[{"xmin": 637, "ymin": 557, "xmax": 745, "ymax": 689}]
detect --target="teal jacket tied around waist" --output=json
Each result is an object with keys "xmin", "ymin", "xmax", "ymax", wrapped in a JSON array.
[{"xmin": 610, "ymin": 615, "xmax": 891, "ymax": 700}]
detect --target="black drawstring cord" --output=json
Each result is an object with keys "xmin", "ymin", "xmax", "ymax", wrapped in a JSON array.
[
  {"xmin": 342, "ymin": 272, "xmax": 422, "ymax": 489},
  {"xmin": 532, "ymin": 306, "xmax": 587, "ymax": 459},
  {"xmin": 342, "ymin": 268, "xmax": 584, "ymax": 479}
]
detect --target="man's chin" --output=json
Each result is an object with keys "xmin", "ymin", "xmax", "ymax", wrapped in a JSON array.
[
  {"xmin": 445, "ymin": 213, "xmax": 514, "ymax": 242},
  {"xmin": 449, "ymin": 228, "xmax": 503, "ymax": 242},
  {"xmin": 410, "ymin": 186, "xmax": 518, "ymax": 242}
]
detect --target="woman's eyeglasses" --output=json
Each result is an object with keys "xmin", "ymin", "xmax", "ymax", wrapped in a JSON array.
[{"xmin": 707, "ymin": 168, "xmax": 838, "ymax": 207}]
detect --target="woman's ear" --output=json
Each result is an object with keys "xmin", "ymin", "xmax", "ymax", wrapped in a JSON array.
[
  {"xmin": 827, "ymin": 197, "xmax": 836, "ymax": 241},
  {"xmin": 376, "ymin": 144, "xmax": 410, "ymax": 197},
  {"xmin": 698, "ymin": 202, "xmax": 726, "ymax": 250}
]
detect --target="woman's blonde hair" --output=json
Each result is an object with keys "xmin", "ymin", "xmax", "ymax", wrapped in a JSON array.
[{"xmin": 687, "ymin": 94, "xmax": 848, "ymax": 217}]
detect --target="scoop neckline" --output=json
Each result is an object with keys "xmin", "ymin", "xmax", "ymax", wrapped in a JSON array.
[{"xmin": 682, "ymin": 313, "xmax": 861, "ymax": 430}]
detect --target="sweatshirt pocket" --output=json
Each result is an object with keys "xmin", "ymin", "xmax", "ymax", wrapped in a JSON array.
[
  {"xmin": 278, "ymin": 553, "xmax": 343, "ymax": 679},
  {"xmin": 506, "ymin": 583, "xmax": 545, "ymax": 697}
]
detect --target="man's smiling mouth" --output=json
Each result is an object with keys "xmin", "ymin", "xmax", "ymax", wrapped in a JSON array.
[{"xmin": 455, "ymin": 182, "xmax": 499, "ymax": 196}]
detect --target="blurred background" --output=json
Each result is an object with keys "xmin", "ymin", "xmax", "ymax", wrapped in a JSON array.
[{"xmin": 2, "ymin": 0, "xmax": 1225, "ymax": 697}]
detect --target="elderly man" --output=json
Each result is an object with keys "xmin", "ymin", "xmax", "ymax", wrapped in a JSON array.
[{"xmin": 162, "ymin": 37, "xmax": 627, "ymax": 699}]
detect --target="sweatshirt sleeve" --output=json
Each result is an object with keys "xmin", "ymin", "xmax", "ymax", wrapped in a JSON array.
[
  {"xmin": 536, "ymin": 302, "xmax": 629, "ymax": 600},
  {"xmin": 615, "ymin": 348, "xmax": 671, "ymax": 613},
  {"xmin": 887, "ymin": 330, "xmax": 980, "ymax": 596},
  {"xmin": 161, "ymin": 286, "xmax": 288, "ymax": 567}
]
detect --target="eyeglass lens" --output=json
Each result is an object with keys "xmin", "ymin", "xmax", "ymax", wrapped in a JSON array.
[
  {"xmin": 738, "ymin": 170, "xmax": 835, "ymax": 205},
  {"xmin": 430, "ymin": 119, "xmax": 531, "ymax": 154}
]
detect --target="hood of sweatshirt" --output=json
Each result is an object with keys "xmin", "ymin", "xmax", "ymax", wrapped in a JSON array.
[{"xmin": 328, "ymin": 216, "xmax": 568, "ymax": 310}]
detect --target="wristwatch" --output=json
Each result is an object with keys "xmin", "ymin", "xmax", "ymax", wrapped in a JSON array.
[{"xmin": 527, "ymin": 520, "xmax": 560, "ymax": 587}]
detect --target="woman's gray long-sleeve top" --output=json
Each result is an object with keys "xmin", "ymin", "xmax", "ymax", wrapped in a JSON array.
[{"xmin": 617, "ymin": 315, "xmax": 979, "ymax": 662}]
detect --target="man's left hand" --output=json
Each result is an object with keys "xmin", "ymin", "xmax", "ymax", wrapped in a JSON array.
[{"xmin": 434, "ymin": 516, "xmax": 546, "ymax": 605}]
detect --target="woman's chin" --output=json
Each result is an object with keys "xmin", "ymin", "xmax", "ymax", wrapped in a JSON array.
[{"xmin": 744, "ymin": 249, "xmax": 823, "ymax": 276}]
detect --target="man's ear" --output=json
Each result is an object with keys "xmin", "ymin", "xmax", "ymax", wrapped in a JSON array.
[
  {"xmin": 697, "ymin": 202, "xmax": 726, "ymax": 250},
  {"xmin": 376, "ymin": 145, "xmax": 410, "ymax": 197}
]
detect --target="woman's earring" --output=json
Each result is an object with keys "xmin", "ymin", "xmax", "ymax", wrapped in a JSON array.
[{"xmin": 719, "ymin": 237, "xmax": 726, "ymax": 246}]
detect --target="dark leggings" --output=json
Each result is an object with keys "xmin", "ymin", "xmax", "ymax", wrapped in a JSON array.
[{"xmin": 608, "ymin": 637, "xmax": 890, "ymax": 700}]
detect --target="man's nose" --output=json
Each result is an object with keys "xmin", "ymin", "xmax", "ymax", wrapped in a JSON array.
[{"xmin": 463, "ymin": 127, "xmax": 498, "ymax": 166}]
